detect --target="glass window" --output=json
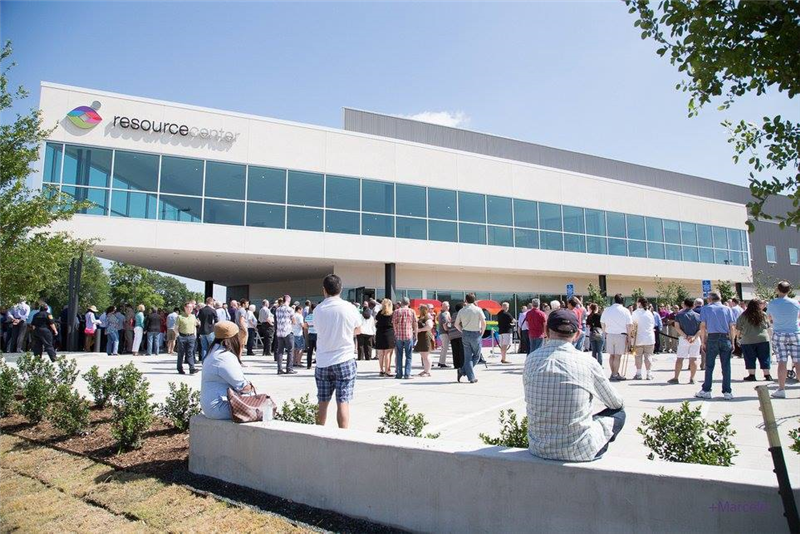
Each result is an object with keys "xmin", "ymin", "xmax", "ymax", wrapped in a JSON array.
[
  {"xmin": 160, "ymin": 156, "xmax": 203, "ymax": 196},
  {"xmin": 204, "ymin": 199, "xmax": 244, "ymax": 226},
  {"xmin": 513, "ymin": 199, "xmax": 538, "ymax": 229},
  {"xmin": 712, "ymin": 227, "xmax": 728, "ymax": 249},
  {"xmin": 730, "ymin": 251, "xmax": 744, "ymax": 266},
  {"xmin": 325, "ymin": 210, "xmax": 359, "ymax": 234},
  {"xmin": 488, "ymin": 225, "xmax": 513, "ymax": 246},
  {"xmin": 246, "ymin": 203, "xmax": 284, "ymax": 229},
  {"xmin": 396, "ymin": 184, "xmax": 426, "ymax": 217},
  {"xmin": 607, "ymin": 212, "xmax": 626, "ymax": 238},
  {"xmin": 699, "ymin": 247, "xmax": 715, "ymax": 264},
  {"xmin": 288, "ymin": 171, "xmax": 324, "ymax": 207},
  {"xmin": 585, "ymin": 209, "xmax": 605, "ymax": 236},
  {"xmin": 739, "ymin": 230, "xmax": 748, "ymax": 251},
  {"xmin": 626, "ymin": 215, "xmax": 645, "ymax": 240},
  {"xmin": 62, "ymin": 186, "xmax": 108, "ymax": 215},
  {"xmin": 205, "ymin": 161, "xmax": 245, "ymax": 200},
  {"xmin": 429, "ymin": 220, "xmax": 457, "ymax": 242},
  {"xmin": 727, "ymin": 229, "xmax": 742, "ymax": 251},
  {"xmin": 587, "ymin": 236, "xmax": 607, "ymax": 254},
  {"xmin": 541, "ymin": 231, "xmax": 563, "ymax": 251},
  {"xmin": 645, "ymin": 217, "xmax": 664, "ymax": 242},
  {"xmin": 790, "ymin": 248, "xmax": 799, "ymax": 265},
  {"xmin": 459, "ymin": 223, "xmax": 486, "ymax": 244},
  {"xmin": 697, "ymin": 225, "xmax": 713, "ymax": 247},
  {"xmin": 428, "ymin": 188, "xmax": 457, "ymax": 220},
  {"xmin": 43, "ymin": 143, "xmax": 63, "ymax": 183},
  {"xmin": 248, "ymin": 166, "xmax": 286, "ymax": 204},
  {"xmin": 514, "ymin": 228, "xmax": 539, "ymax": 249},
  {"xmin": 326, "ymin": 175, "xmax": 360, "ymax": 211},
  {"xmin": 682, "ymin": 246, "xmax": 699, "ymax": 262},
  {"xmin": 487, "ymin": 196, "xmax": 512, "ymax": 226},
  {"xmin": 608, "ymin": 238, "xmax": 627, "ymax": 256},
  {"xmin": 628, "ymin": 240, "xmax": 646, "ymax": 258},
  {"xmin": 766, "ymin": 245, "xmax": 777, "ymax": 263},
  {"xmin": 362, "ymin": 180, "xmax": 394, "ymax": 214},
  {"xmin": 539, "ymin": 203, "xmax": 562, "ymax": 231},
  {"xmin": 681, "ymin": 222, "xmax": 698, "ymax": 246},
  {"xmin": 63, "ymin": 145, "xmax": 112, "ymax": 187},
  {"xmin": 362, "ymin": 213, "xmax": 394, "ymax": 237},
  {"xmin": 715, "ymin": 249, "xmax": 730, "ymax": 265},
  {"xmin": 158, "ymin": 194, "xmax": 202, "ymax": 222},
  {"xmin": 564, "ymin": 233, "xmax": 586, "ymax": 253},
  {"xmin": 287, "ymin": 206, "xmax": 323, "ymax": 231},
  {"xmin": 458, "ymin": 192, "xmax": 486, "ymax": 223},
  {"xmin": 112, "ymin": 150, "xmax": 158, "ymax": 192},
  {"xmin": 664, "ymin": 220, "xmax": 681, "ymax": 244},
  {"xmin": 562, "ymin": 206, "xmax": 585, "ymax": 234},
  {"xmin": 396, "ymin": 217, "xmax": 427, "ymax": 240},
  {"xmin": 110, "ymin": 191, "xmax": 157, "ymax": 219},
  {"xmin": 647, "ymin": 242, "xmax": 665, "ymax": 259},
  {"xmin": 665, "ymin": 244, "xmax": 682, "ymax": 261}
]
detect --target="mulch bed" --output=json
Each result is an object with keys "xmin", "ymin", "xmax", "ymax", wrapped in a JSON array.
[{"xmin": 0, "ymin": 407, "xmax": 404, "ymax": 534}]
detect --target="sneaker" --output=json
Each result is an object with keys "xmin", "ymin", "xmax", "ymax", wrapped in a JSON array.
[
  {"xmin": 646, "ymin": 373, "xmax": 654, "ymax": 381},
  {"xmin": 764, "ymin": 375, "xmax": 773, "ymax": 381},
  {"xmin": 287, "ymin": 370, "xmax": 298, "ymax": 375},
  {"xmin": 667, "ymin": 378, "xmax": 679, "ymax": 385},
  {"xmin": 633, "ymin": 374, "xmax": 642, "ymax": 380},
  {"xmin": 616, "ymin": 375, "xmax": 627, "ymax": 381},
  {"xmin": 743, "ymin": 375, "xmax": 757, "ymax": 382},
  {"xmin": 438, "ymin": 363, "xmax": 450, "ymax": 368},
  {"xmin": 695, "ymin": 390, "xmax": 711, "ymax": 399},
  {"xmin": 469, "ymin": 379, "xmax": 479, "ymax": 384},
  {"xmin": 771, "ymin": 389, "xmax": 786, "ymax": 399},
  {"xmin": 723, "ymin": 392, "xmax": 733, "ymax": 400},
  {"xmin": 609, "ymin": 374, "xmax": 619, "ymax": 382},
  {"xmin": 189, "ymin": 369, "xmax": 199, "ymax": 375},
  {"xmin": 689, "ymin": 379, "xmax": 695, "ymax": 384}
]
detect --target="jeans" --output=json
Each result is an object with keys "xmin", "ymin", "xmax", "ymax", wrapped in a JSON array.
[
  {"xmin": 573, "ymin": 331, "xmax": 585, "ymax": 351},
  {"xmin": 276, "ymin": 335, "xmax": 294, "ymax": 373},
  {"xmin": 146, "ymin": 332, "xmax": 160, "ymax": 355},
  {"xmin": 176, "ymin": 334, "xmax": 196, "ymax": 373},
  {"xmin": 461, "ymin": 331, "xmax": 482, "ymax": 382},
  {"xmin": 518, "ymin": 330, "xmax": 529, "ymax": 354},
  {"xmin": 593, "ymin": 407, "xmax": 626, "ymax": 458},
  {"xmin": 199, "ymin": 333, "xmax": 214, "ymax": 361},
  {"xmin": 246, "ymin": 328, "xmax": 256, "ymax": 354},
  {"xmin": 395, "ymin": 339, "xmax": 413, "ymax": 378},
  {"xmin": 106, "ymin": 330, "xmax": 120, "ymax": 355},
  {"xmin": 702, "ymin": 334, "xmax": 732, "ymax": 394},
  {"xmin": 529, "ymin": 337, "xmax": 544, "ymax": 353},
  {"xmin": 590, "ymin": 336, "xmax": 604, "ymax": 365},
  {"xmin": 742, "ymin": 341, "xmax": 771, "ymax": 370},
  {"xmin": 306, "ymin": 333, "xmax": 317, "ymax": 369}
]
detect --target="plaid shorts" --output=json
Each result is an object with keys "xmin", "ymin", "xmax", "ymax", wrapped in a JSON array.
[
  {"xmin": 315, "ymin": 359, "xmax": 357, "ymax": 403},
  {"xmin": 772, "ymin": 332, "xmax": 800, "ymax": 363}
]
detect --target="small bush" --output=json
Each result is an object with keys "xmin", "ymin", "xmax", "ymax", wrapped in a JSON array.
[
  {"xmin": 789, "ymin": 422, "xmax": 800, "ymax": 455},
  {"xmin": 276, "ymin": 394, "xmax": 318, "ymax": 425},
  {"xmin": 479, "ymin": 409, "xmax": 529, "ymax": 448},
  {"xmin": 83, "ymin": 366, "xmax": 119, "ymax": 409},
  {"xmin": 0, "ymin": 361, "xmax": 21, "ymax": 417},
  {"xmin": 49, "ymin": 384, "xmax": 90, "ymax": 435},
  {"xmin": 16, "ymin": 352, "xmax": 44, "ymax": 384},
  {"xmin": 638, "ymin": 401, "xmax": 739, "ymax": 466},
  {"xmin": 111, "ymin": 363, "xmax": 154, "ymax": 451},
  {"xmin": 158, "ymin": 382, "xmax": 200, "ymax": 431},
  {"xmin": 54, "ymin": 357, "xmax": 79, "ymax": 387},
  {"xmin": 18, "ymin": 355, "xmax": 55, "ymax": 424},
  {"xmin": 377, "ymin": 395, "xmax": 439, "ymax": 439}
]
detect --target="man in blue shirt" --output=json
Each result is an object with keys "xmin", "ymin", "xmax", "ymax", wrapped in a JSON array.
[
  {"xmin": 768, "ymin": 281, "xmax": 800, "ymax": 399},
  {"xmin": 695, "ymin": 291, "xmax": 736, "ymax": 400}
]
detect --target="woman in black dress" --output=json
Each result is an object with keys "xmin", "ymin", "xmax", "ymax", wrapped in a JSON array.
[
  {"xmin": 374, "ymin": 298, "xmax": 395, "ymax": 377},
  {"xmin": 447, "ymin": 304, "xmax": 465, "ymax": 381}
]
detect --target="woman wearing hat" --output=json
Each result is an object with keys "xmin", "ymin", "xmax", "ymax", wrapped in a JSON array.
[
  {"xmin": 84, "ymin": 305, "xmax": 101, "ymax": 352},
  {"xmin": 201, "ymin": 320, "xmax": 254, "ymax": 420}
]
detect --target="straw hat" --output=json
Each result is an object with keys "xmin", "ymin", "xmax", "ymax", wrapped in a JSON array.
[
  {"xmin": 88, "ymin": 305, "xmax": 98, "ymax": 312},
  {"xmin": 214, "ymin": 320, "xmax": 238, "ymax": 340}
]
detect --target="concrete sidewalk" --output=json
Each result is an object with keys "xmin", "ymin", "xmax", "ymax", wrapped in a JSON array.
[{"xmin": 6, "ymin": 347, "xmax": 799, "ymax": 479}]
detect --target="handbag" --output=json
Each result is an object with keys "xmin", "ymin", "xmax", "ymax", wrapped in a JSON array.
[{"xmin": 227, "ymin": 386, "xmax": 276, "ymax": 423}]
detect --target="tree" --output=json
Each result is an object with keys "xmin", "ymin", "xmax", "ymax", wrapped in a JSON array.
[
  {"xmin": 752, "ymin": 269, "xmax": 797, "ymax": 300},
  {"xmin": 585, "ymin": 283, "xmax": 607, "ymax": 306},
  {"xmin": 151, "ymin": 273, "xmax": 203, "ymax": 310},
  {"xmin": 0, "ymin": 41, "xmax": 90, "ymax": 307},
  {"xmin": 715, "ymin": 280, "xmax": 735, "ymax": 302},
  {"xmin": 655, "ymin": 277, "xmax": 692, "ymax": 306},
  {"xmin": 626, "ymin": 1, "xmax": 800, "ymax": 229},
  {"xmin": 40, "ymin": 254, "xmax": 110, "ymax": 313},
  {"xmin": 109, "ymin": 263, "xmax": 164, "ymax": 310}
]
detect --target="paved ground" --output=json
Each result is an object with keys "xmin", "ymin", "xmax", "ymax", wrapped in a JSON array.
[{"xmin": 6, "ymin": 346, "xmax": 799, "ymax": 480}]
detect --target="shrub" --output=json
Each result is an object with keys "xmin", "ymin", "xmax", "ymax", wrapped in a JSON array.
[
  {"xmin": 18, "ymin": 355, "xmax": 55, "ymax": 424},
  {"xmin": 49, "ymin": 384, "xmax": 90, "ymax": 435},
  {"xmin": 276, "ymin": 394, "xmax": 318, "ymax": 425},
  {"xmin": 789, "ymin": 422, "xmax": 800, "ymax": 455},
  {"xmin": 377, "ymin": 395, "xmax": 439, "ymax": 439},
  {"xmin": 83, "ymin": 366, "xmax": 119, "ymax": 409},
  {"xmin": 16, "ymin": 351, "xmax": 44, "ymax": 384},
  {"xmin": 158, "ymin": 382, "xmax": 200, "ymax": 431},
  {"xmin": 637, "ymin": 401, "xmax": 739, "ymax": 466},
  {"xmin": 54, "ymin": 357, "xmax": 79, "ymax": 387},
  {"xmin": 111, "ymin": 363, "xmax": 154, "ymax": 450},
  {"xmin": 0, "ymin": 361, "xmax": 20, "ymax": 417},
  {"xmin": 479, "ymin": 409, "xmax": 529, "ymax": 448}
]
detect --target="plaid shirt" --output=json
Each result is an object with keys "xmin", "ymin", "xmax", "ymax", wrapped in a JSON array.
[
  {"xmin": 275, "ymin": 305, "xmax": 294, "ymax": 337},
  {"xmin": 392, "ymin": 307, "xmax": 417, "ymax": 341},
  {"xmin": 523, "ymin": 339, "xmax": 624, "ymax": 462}
]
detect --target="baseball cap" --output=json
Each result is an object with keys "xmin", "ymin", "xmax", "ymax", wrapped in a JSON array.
[{"xmin": 547, "ymin": 309, "xmax": 579, "ymax": 334}]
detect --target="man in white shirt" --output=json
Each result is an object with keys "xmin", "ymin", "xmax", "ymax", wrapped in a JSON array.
[
  {"xmin": 258, "ymin": 299, "xmax": 274, "ymax": 357},
  {"xmin": 313, "ymin": 274, "xmax": 362, "ymax": 428},
  {"xmin": 631, "ymin": 298, "xmax": 656, "ymax": 380},
  {"xmin": 600, "ymin": 293, "xmax": 634, "ymax": 381}
]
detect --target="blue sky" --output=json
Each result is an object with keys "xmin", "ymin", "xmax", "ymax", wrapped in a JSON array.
[{"xmin": 2, "ymin": 1, "xmax": 794, "ymax": 291}]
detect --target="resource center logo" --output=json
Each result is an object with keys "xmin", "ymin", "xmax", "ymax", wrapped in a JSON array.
[{"xmin": 66, "ymin": 101, "xmax": 102, "ymax": 129}]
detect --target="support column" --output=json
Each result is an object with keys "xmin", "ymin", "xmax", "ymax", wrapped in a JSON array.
[
  {"xmin": 205, "ymin": 280, "xmax": 214, "ymax": 300},
  {"xmin": 598, "ymin": 275, "xmax": 607, "ymax": 298},
  {"xmin": 384, "ymin": 263, "xmax": 396, "ymax": 302},
  {"xmin": 735, "ymin": 282, "xmax": 743, "ymax": 300},
  {"xmin": 67, "ymin": 253, "xmax": 83, "ymax": 352}
]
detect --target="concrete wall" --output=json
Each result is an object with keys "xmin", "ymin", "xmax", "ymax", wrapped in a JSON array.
[{"xmin": 189, "ymin": 415, "xmax": 797, "ymax": 534}]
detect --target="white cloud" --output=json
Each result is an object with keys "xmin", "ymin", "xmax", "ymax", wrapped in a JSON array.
[{"xmin": 397, "ymin": 110, "xmax": 471, "ymax": 128}]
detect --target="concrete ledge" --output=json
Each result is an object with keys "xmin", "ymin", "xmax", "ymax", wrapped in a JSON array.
[{"xmin": 189, "ymin": 415, "xmax": 798, "ymax": 533}]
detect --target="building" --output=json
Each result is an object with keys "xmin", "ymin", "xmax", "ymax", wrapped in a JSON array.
[{"xmin": 35, "ymin": 82, "xmax": 795, "ymax": 311}]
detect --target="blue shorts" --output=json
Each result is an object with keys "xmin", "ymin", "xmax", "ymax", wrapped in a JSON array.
[
  {"xmin": 315, "ymin": 359, "xmax": 357, "ymax": 403},
  {"xmin": 293, "ymin": 334, "xmax": 305, "ymax": 350}
]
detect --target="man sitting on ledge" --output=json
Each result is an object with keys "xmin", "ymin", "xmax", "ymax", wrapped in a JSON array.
[{"xmin": 523, "ymin": 309, "xmax": 625, "ymax": 462}]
